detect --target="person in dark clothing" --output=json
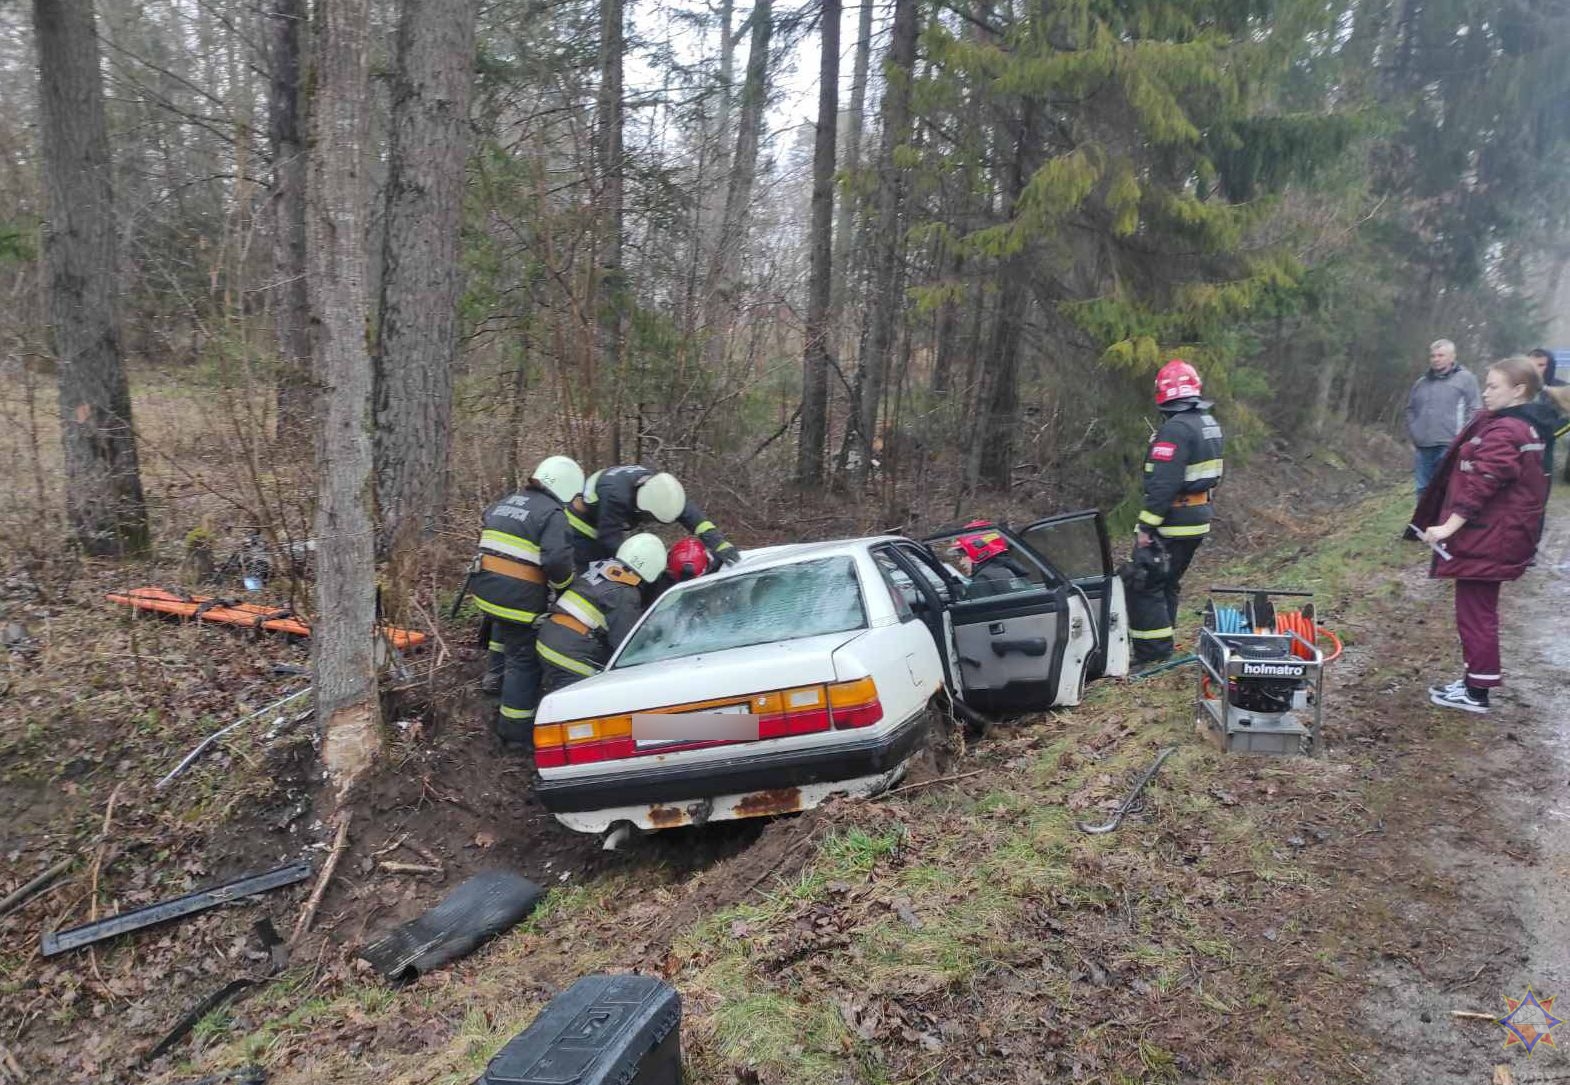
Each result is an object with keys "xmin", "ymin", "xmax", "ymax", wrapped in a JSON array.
[
  {"xmin": 1414, "ymin": 357, "xmax": 1570, "ymax": 713},
  {"xmin": 537, "ymin": 533, "xmax": 667, "ymax": 695},
  {"xmin": 1128, "ymin": 359, "xmax": 1225, "ymax": 665},
  {"xmin": 469, "ymin": 456, "xmax": 583, "ymax": 744},
  {"xmin": 1527, "ymin": 348, "xmax": 1570, "ymax": 481},
  {"xmin": 945, "ymin": 521, "xmax": 1033, "ymax": 597},
  {"xmin": 565, "ymin": 465, "xmax": 740, "ymax": 572}
]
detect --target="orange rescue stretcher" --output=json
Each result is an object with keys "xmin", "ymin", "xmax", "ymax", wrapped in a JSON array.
[{"xmin": 106, "ymin": 587, "xmax": 429, "ymax": 651}]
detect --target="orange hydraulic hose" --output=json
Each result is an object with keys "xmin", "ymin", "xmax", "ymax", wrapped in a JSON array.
[{"xmin": 1275, "ymin": 609, "xmax": 1343, "ymax": 663}]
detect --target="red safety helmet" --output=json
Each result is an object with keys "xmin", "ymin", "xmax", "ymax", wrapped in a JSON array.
[
  {"xmin": 953, "ymin": 520, "xmax": 1008, "ymax": 564},
  {"xmin": 1154, "ymin": 358, "xmax": 1203, "ymax": 405},
  {"xmin": 667, "ymin": 537, "xmax": 713, "ymax": 582}
]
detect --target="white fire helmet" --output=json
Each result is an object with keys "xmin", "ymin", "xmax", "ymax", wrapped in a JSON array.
[
  {"xmin": 634, "ymin": 472, "xmax": 686, "ymax": 524},
  {"xmin": 531, "ymin": 456, "xmax": 585, "ymax": 504},
  {"xmin": 615, "ymin": 533, "xmax": 667, "ymax": 583}
]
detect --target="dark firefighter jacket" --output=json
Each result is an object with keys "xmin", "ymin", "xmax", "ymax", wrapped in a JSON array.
[
  {"xmin": 536, "ymin": 559, "xmax": 647, "ymax": 678},
  {"xmin": 1137, "ymin": 400, "xmax": 1225, "ymax": 539},
  {"xmin": 471, "ymin": 488, "xmax": 575, "ymax": 626},
  {"xmin": 966, "ymin": 553, "xmax": 1033, "ymax": 597},
  {"xmin": 566, "ymin": 465, "xmax": 734, "ymax": 563}
]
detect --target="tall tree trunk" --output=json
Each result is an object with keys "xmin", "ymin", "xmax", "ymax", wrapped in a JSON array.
[
  {"xmin": 33, "ymin": 0, "xmax": 150, "ymax": 556},
  {"xmin": 373, "ymin": 0, "xmax": 477, "ymax": 552},
  {"xmin": 831, "ymin": 0, "xmax": 872, "ymax": 314},
  {"xmin": 309, "ymin": 0, "xmax": 382, "ymax": 800},
  {"xmin": 701, "ymin": 0, "xmax": 772, "ymax": 368},
  {"xmin": 931, "ymin": 244, "xmax": 963, "ymax": 394},
  {"xmin": 269, "ymin": 0, "xmax": 312, "ymax": 432},
  {"xmin": 849, "ymin": 0, "xmax": 917, "ymax": 480},
  {"xmin": 976, "ymin": 100, "xmax": 1038, "ymax": 490},
  {"xmin": 796, "ymin": 0, "xmax": 840, "ymax": 486},
  {"xmin": 594, "ymin": 0, "xmax": 625, "ymax": 458}
]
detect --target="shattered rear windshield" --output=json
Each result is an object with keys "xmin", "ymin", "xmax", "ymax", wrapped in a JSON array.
[{"xmin": 614, "ymin": 556, "xmax": 868, "ymax": 668}]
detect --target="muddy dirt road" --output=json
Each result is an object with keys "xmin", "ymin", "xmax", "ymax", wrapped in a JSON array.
[{"xmin": 1362, "ymin": 501, "xmax": 1570, "ymax": 1082}]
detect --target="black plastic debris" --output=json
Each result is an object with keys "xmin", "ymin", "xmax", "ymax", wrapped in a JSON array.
[
  {"xmin": 477, "ymin": 973, "xmax": 681, "ymax": 1085},
  {"xmin": 40, "ymin": 860, "xmax": 312, "ymax": 956},
  {"xmin": 359, "ymin": 870, "xmax": 543, "ymax": 981},
  {"xmin": 143, "ymin": 978, "xmax": 257, "ymax": 1064}
]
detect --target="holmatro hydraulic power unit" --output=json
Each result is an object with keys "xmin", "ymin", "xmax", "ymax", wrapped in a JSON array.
[{"xmin": 1196, "ymin": 587, "xmax": 1340, "ymax": 757}]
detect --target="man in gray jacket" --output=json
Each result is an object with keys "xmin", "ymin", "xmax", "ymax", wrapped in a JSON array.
[{"xmin": 1406, "ymin": 338, "xmax": 1481, "ymax": 494}]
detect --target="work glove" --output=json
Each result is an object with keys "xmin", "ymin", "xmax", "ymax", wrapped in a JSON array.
[{"xmin": 715, "ymin": 543, "xmax": 742, "ymax": 567}]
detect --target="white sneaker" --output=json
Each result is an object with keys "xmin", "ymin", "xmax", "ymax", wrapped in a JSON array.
[
  {"xmin": 1429, "ymin": 685, "xmax": 1489, "ymax": 714},
  {"xmin": 1427, "ymin": 677, "xmax": 1466, "ymax": 698}
]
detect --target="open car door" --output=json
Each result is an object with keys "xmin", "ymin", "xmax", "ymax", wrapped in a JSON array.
[
  {"xmin": 1013, "ymin": 509, "xmax": 1129, "ymax": 679},
  {"xmin": 909, "ymin": 533, "xmax": 1093, "ymax": 713}
]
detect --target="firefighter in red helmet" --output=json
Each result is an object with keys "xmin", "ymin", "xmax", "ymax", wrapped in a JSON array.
[{"xmin": 1128, "ymin": 359, "xmax": 1225, "ymax": 664}]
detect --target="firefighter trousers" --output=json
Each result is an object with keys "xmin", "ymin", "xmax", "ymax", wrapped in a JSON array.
[
  {"xmin": 493, "ymin": 618, "xmax": 543, "ymax": 745},
  {"xmin": 1129, "ymin": 535, "xmax": 1202, "ymax": 664}
]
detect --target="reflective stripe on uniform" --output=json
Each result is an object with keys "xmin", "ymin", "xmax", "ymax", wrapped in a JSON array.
[
  {"xmin": 474, "ymin": 597, "xmax": 539, "ymax": 624},
  {"xmin": 538, "ymin": 642, "xmax": 598, "ymax": 677},
  {"xmin": 1157, "ymin": 523, "xmax": 1209, "ymax": 538},
  {"xmin": 488, "ymin": 640, "xmax": 504, "ymax": 653},
  {"xmin": 1138, "ymin": 510, "xmax": 1165, "ymax": 527},
  {"xmin": 716, "ymin": 541, "xmax": 735, "ymax": 552},
  {"xmin": 550, "ymin": 574, "xmax": 575, "ymax": 591},
  {"xmin": 499, "ymin": 705, "xmax": 536, "ymax": 720},
  {"xmin": 583, "ymin": 471, "xmax": 603, "ymax": 502},
  {"xmin": 695, "ymin": 520, "xmax": 716, "ymax": 535},
  {"xmin": 566, "ymin": 507, "xmax": 597, "ymax": 538},
  {"xmin": 1129, "ymin": 627, "xmax": 1175, "ymax": 639},
  {"xmin": 1183, "ymin": 458, "xmax": 1224, "ymax": 482},
  {"xmin": 1520, "ymin": 443, "xmax": 1545, "ymax": 453},
  {"xmin": 480, "ymin": 530, "xmax": 541, "ymax": 562},
  {"xmin": 558, "ymin": 590, "xmax": 606, "ymax": 630}
]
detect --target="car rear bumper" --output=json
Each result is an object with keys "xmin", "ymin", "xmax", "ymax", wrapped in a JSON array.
[{"xmin": 534, "ymin": 705, "xmax": 930, "ymax": 816}]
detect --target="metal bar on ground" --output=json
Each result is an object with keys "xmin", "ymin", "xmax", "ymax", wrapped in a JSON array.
[
  {"xmin": 1075, "ymin": 747, "xmax": 1178, "ymax": 834},
  {"xmin": 156, "ymin": 687, "xmax": 311, "ymax": 789},
  {"xmin": 40, "ymin": 860, "xmax": 313, "ymax": 956}
]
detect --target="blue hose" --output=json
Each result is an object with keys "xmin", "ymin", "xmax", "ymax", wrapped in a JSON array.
[{"xmin": 1213, "ymin": 606, "xmax": 1248, "ymax": 634}]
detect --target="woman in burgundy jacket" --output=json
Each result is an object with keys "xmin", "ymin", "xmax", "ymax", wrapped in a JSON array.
[{"xmin": 1413, "ymin": 356, "xmax": 1569, "ymax": 713}]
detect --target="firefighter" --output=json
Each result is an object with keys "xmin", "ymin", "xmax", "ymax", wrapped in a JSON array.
[
  {"xmin": 946, "ymin": 521, "xmax": 1033, "ymax": 597},
  {"xmin": 566, "ymin": 464, "xmax": 740, "ymax": 572},
  {"xmin": 1128, "ymin": 359, "xmax": 1225, "ymax": 665},
  {"xmin": 537, "ymin": 533, "xmax": 667, "ymax": 695},
  {"xmin": 470, "ymin": 455, "xmax": 584, "ymax": 744},
  {"xmin": 644, "ymin": 536, "xmax": 716, "ymax": 604}
]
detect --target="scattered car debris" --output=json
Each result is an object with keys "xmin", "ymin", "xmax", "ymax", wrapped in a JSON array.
[
  {"xmin": 156, "ymin": 687, "xmax": 312, "ymax": 789},
  {"xmin": 40, "ymin": 860, "xmax": 313, "ymax": 956},
  {"xmin": 478, "ymin": 973, "xmax": 681, "ymax": 1085},
  {"xmin": 142, "ymin": 978, "xmax": 258, "ymax": 1064},
  {"xmin": 0, "ymin": 856, "xmax": 75, "ymax": 919},
  {"xmin": 1075, "ymin": 747, "xmax": 1178, "ymax": 834},
  {"xmin": 359, "ymin": 870, "xmax": 542, "ymax": 982}
]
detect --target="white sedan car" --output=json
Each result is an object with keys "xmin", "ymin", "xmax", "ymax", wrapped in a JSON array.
[{"xmin": 532, "ymin": 511, "xmax": 1128, "ymax": 838}]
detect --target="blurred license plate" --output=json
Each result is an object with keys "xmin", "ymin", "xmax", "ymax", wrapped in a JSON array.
[{"xmin": 633, "ymin": 703, "xmax": 759, "ymax": 749}]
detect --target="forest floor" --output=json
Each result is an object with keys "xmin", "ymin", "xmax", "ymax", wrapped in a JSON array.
[{"xmin": 4, "ymin": 421, "xmax": 1570, "ymax": 1083}]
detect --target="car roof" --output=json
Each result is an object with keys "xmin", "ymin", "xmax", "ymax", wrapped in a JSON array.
[{"xmin": 659, "ymin": 535, "xmax": 907, "ymax": 599}]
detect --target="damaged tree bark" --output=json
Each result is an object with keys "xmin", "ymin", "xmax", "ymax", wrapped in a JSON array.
[{"xmin": 308, "ymin": 0, "xmax": 383, "ymax": 797}]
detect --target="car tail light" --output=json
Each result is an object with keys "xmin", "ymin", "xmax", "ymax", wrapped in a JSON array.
[
  {"xmin": 757, "ymin": 685, "xmax": 830, "ymax": 738},
  {"xmin": 532, "ymin": 715, "xmax": 634, "ymax": 767},
  {"xmin": 829, "ymin": 676, "xmax": 882, "ymax": 729}
]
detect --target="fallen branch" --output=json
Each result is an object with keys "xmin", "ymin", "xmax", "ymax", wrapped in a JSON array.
[
  {"xmin": 1450, "ymin": 1010, "xmax": 1499, "ymax": 1022},
  {"xmin": 292, "ymin": 813, "xmax": 351, "ymax": 944},
  {"xmin": 0, "ymin": 1040, "xmax": 24, "ymax": 1083},
  {"xmin": 378, "ymin": 861, "xmax": 442, "ymax": 876},
  {"xmin": 88, "ymin": 784, "xmax": 125, "ymax": 923},
  {"xmin": 0, "ymin": 856, "xmax": 75, "ymax": 919},
  {"xmin": 881, "ymin": 769, "xmax": 986, "ymax": 797},
  {"xmin": 401, "ymin": 840, "xmax": 442, "ymax": 867}
]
